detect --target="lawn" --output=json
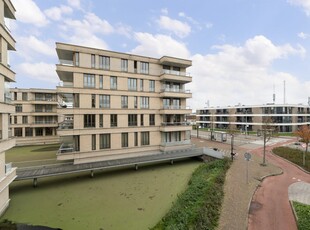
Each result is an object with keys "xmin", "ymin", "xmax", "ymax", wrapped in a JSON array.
[
  {"xmin": 273, "ymin": 147, "xmax": 310, "ymax": 172},
  {"xmin": 5, "ymin": 144, "xmax": 62, "ymax": 167},
  {"xmin": 293, "ymin": 201, "xmax": 310, "ymax": 230}
]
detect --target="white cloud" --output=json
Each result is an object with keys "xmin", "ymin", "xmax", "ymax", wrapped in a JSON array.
[
  {"xmin": 161, "ymin": 8, "xmax": 168, "ymax": 15},
  {"xmin": 157, "ymin": 16, "xmax": 191, "ymax": 38},
  {"xmin": 188, "ymin": 36, "xmax": 308, "ymax": 109},
  {"xmin": 288, "ymin": 0, "xmax": 310, "ymax": 16},
  {"xmin": 12, "ymin": 0, "xmax": 49, "ymax": 27},
  {"xmin": 44, "ymin": 5, "xmax": 73, "ymax": 21},
  {"xmin": 17, "ymin": 62, "xmax": 58, "ymax": 84},
  {"xmin": 65, "ymin": 34, "xmax": 108, "ymax": 50},
  {"xmin": 298, "ymin": 31, "xmax": 310, "ymax": 39},
  {"xmin": 132, "ymin": 33, "xmax": 190, "ymax": 59},
  {"xmin": 17, "ymin": 36, "xmax": 55, "ymax": 58},
  {"xmin": 67, "ymin": 0, "xmax": 81, "ymax": 9}
]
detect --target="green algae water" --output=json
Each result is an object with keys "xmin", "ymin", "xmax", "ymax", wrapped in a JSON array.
[{"xmin": 1, "ymin": 160, "xmax": 200, "ymax": 230}]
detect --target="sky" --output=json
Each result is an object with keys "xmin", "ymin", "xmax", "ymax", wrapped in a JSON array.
[{"xmin": 8, "ymin": 0, "xmax": 310, "ymax": 110}]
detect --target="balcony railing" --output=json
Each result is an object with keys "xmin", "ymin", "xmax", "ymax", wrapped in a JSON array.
[
  {"xmin": 161, "ymin": 139, "xmax": 191, "ymax": 146},
  {"xmin": 35, "ymin": 98, "xmax": 57, "ymax": 102},
  {"xmin": 59, "ymin": 59, "xmax": 74, "ymax": 66},
  {"xmin": 33, "ymin": 121, "xmax": 57, "ymax": 125},
  {"xmin": 58, "ymin": 120, "xmax": 73, "ymax": 129},
  {"xmin": 162, "ymin": 105, "xmax": 190, "ymax": 110},
  {"xmin": 161, "ymin": 122, "xmax": 190, "ymax": 126},
  {"xmin": 162, "ymin": 69, "xmax": 191, "ymax": 77},
  {"xmin": 58, "ymin": 143, "xmax": 74, "ymax": 154},
  {"xmin": 161, "ymin": 88, "xmax": 191, "ymax": 93},
  {"xmin": 5, "ymin": 163, "xmax": 12, "ymax": 174}
]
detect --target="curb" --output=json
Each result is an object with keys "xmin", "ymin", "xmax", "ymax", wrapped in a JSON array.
[
  {"xmin": 246, "ymin": 169, "xmax": 283, "ymax": 230},
  {"xmin": 289, "ymin": 200, "xmax": 299, "ymax": 226}
]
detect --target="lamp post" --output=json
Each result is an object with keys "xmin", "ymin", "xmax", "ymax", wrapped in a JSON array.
[
  {"xmin": 230, "ymin": 134, "xmax": 235, "ymax": 160},
  {"xmin": 245, "ymin": 109, "xmax": 248, "ymax": 136}
]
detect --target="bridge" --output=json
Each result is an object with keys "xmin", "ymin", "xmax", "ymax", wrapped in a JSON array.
[{"xmin": 15, "ymin": 147, "xmax": 224, "ymax": 187}]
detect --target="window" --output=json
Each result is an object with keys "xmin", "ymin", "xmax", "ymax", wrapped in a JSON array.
[
  {"xmin": 175, "ymin": 131, "xmax": 181, "ymax": 141},
  {"xmin": 134, "ymin": 60, "xmax": 137, "ymax": 73},
  {"xmin": 22, "ymin": 116, "xmax": 28, "ymax": 124},
  {"xmin": 15, "ymin": 104, "xmax": 22, "ymax": 112},
  {"xmin": 163, "ymin": 98, "xmax": 170, "ymax": 109},
  {"xmin": 134, "ymin": 96, "xmax": 138, "ymax": 109},
  {"xmin": 84, "ymin": 74, "xmax": 95, "ymax": 88},
  {"xmin": 99, "ymin": 95, "xmax": 110, "ymax": 108},
  {"xmin": 22, "ymin": 92, "xmax": 28, "ymax": 101},
  {"xmin": 74, "ymin": 52, "xmax": 79, "ymax": 66},
  {"xmin": 121, "ymin": 96, "xmax": 128, "ymax": 108},
  {"xmin": 92, "ymin": 134, "xmax": 96, "ymax": 150},
  {"xmin": 141, "ymin": 62, "xmax": 149, "ymax": 74},
  {"xmin": 91, "ymin": 54, "xmax": 95, "ymax": 68},
  {"xmin": 14, "ymin": 92, "xmax": 17, "ymax": 100},
  {"xmin": 14, "ymin": 128, "xmax": 22, "ymax": 137},
  {"xmin": 149, "ymin": 80, "xmax": 155, "ymax": 92},
  {"xmin": 91, "ymin": 94, "xmax": 96, "ymax": 108},
  {"xmin": 35, "ymin": 128, "xmax": 43, "ymax": 136},
  {"xmin": 99, "ymin": 114, "xmax": 103, "ymax": 127},
  {"xmin": 14, "ymin": 116, "xmax": 17, "ymax": 124},
  {"xmin": 128, "ymin": 78, "xmax": 137, "ymax": 91},
  {"xmin": 110, "ymin": 114, "xmax": 117, "ymax": 127},
  {"xmin": 141, "ymin": 132, "xmax": 150, "ymax": 145},
  {"xmin": 110, "ymin": 76, "xmax": 117, "ymax": 89},
  {"xmin": 121, "ymin": 59, "xmax": 128, "ymax": 72},
  {"xmin": 84, "ymin": 114, "xmax": 96, "ymax": 128},
  {"xmin": 134, "ymin": 132, "xmax": 138, "ymax": 146},
  {"xmin": 46, "ymin": 105, "xmax": 52, "ymax": 112},
  {"xmin": 140, "ymin": 79, "xmax": 143, "ymax": 91},
  {"xmin": 140, "ymin": 97, "xmax": 149, "ymax": 109},
  {"xmin": 25, "ymin": 127, "xmax": 33, "ymax": 137},
  {"xmin": 122, "ymin": 133, "xmax": 128, "ymax": 147},
  {"xmin": 149, "ymin": 114, "xmax": 155, "ymax": 126},
  {"xmin": 99, "ymin": 75, "xmax": 103, "ymax": 89},
  {"xmin": 140, "ymin": 114, "xmax": 144, "ymax": 126},
  {"xmin": 99, "ymin": 56, "xmax": 110, "ymax": 70},
  {"xmin": 100, "ymin": 134, "xmax": 110, "ymax": 149},
  {"xmin": 128, "ymin": 114, "xmax": 137, "ymax": 126},
  {"xmin": 46, "ymin": 128, "xmax": 53, "ymax": 136}
]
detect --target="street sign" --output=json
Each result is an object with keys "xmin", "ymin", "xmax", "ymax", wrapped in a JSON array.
[{"xmin": 244, "ymin": 152, "xmax": 251, "ymax": 161}]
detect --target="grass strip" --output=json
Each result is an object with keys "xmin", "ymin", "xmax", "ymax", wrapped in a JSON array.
[
  {"xmin": 273, "ymin": 147, "xmax": 310, "ymax": 171},
  {"xmin": 151, "ymin": 158, "xmax": 231, "ymax": 230},
  {"xmin": 293, "ymin": 201, "xmax": 310, "ymax": 230}
]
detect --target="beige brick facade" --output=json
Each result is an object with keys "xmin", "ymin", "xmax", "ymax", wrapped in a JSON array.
[
  {"xmin": 56, "ymin": 43, "xmax": 192, "ymax": 164},
  {"xmin": 0, "ymin": 0, "xmax": 16, "ymax": 216},
  {"xmin": 10, "ymin": 88, "xmax": 60, "ymax": 145}
]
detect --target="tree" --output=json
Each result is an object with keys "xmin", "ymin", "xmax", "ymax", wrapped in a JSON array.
[
  {"xmin": 294, "ymin": 125, "xmax": 310, "ymax": 166},
  {"xmin": 260, "ymin": 116, "xmax": 275, "ymax": 166},
  {"xmin": 227, "ymin": 116, "xmax": 237, "ymax": 160},
  {"xmin": 210, "ymin": 114, "xmax": 215, "ymax": 141}
]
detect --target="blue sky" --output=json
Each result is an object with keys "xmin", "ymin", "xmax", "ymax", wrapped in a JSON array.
[{"xmin": 9, "ymin": 0, "xmax": 310, "ymax": 109}]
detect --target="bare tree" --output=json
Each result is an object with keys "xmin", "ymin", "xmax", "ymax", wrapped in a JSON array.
[
  {"xmin": 294, "ymin": 125, "xmax": 310, "ymax": 166},
  {"xmin": 227, "ymin": 116, "xmax": 237, "ymax": 160},
  {"xmin": 210, "ymin": 114, "xmax": 216, "ymax": 141},
  {"xmin": 260, "ymin": 116, "xmax": 276, "ymax": 165}
]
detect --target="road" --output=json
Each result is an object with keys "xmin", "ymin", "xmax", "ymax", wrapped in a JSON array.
[{"xmin": 248, "ymin": 140, "xmax": 310, "ymax": 230}]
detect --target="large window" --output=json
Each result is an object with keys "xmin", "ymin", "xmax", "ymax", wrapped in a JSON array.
[
  {"xmin": 134, "ymin": 96, "xmax": 138, "ymax": 109},
  {"xmin": 92, "ymin": 134, "xmax": 96, "ymax": 150},
  {"xmin": 74, "ymin": 52, "xmax": 79, "ymax": 66},
  {"xmin": 134, "ymin": 132, "xmax": 138, "ymax": 146},
  {"xmin": 128, "ymin": 114, "xmax": 137, "ymax": 126},
  {"xmin": 121, "ymin": 96, "xmax": 128, "ymax": 108},
  {"xmin": 140, "ymin": 97, "xmax": 149, "ymax": 109},
  {"xmin": 140, "ymin": 79, "xmax": 143, "ymax": 91},
  {"xmin": 121, "ymin": 59, "xmax": 128, "ymax": 72},
  {"xmin": 84, "ymin": 114, "xmax": 96, "ymax": 128},
  {"xmin": 128, "ymin": 78, "xmax": 137, "ymax": 91},
  {"xmin": 99, "ymin": 75, "xmax": 103, "ymax": 89},
  {"xmin": 110, "ymin": 114, "xmax": 117, "ymax": 127},
  {"xmin": 100, "ymin": 134, "xmax": 110, "ymax": 149},
  {"xmin": 46, "ymin": 127, "xmax": 53, "ymax": 136},
  {"xmin": 149, "ymin": 80, "xmax": 155, "ymax": 92},
  {"xmin": 91, "ymin": 54, "xmax": 95, "ymax": 68},
  {"xmin": 99, "ymin": 56, "xmax": 110, "ymax": 70},
  {"xmin": 122, "ymin": 133, "xmax": 128, "ymax": 147},
  {"xmin": 99, "ymin": 114, "xmax": 103, "ymax": 127},
  {"xmin": 149, "ymin": 114, "xmax": 155, "ymax": 126},
  {"xmin": 84, "ymin": 74, "xmax": 95, "ymax": 88},
  {"xmin": 91, "ymin": 94, "xmax": 96, "ymax": 108},
  {"xmin": 14, "ymin": 128, "xmax": 22, "ymax": 137},
  {"xmin": 22, "ymin": 116, "xmax": 28, "ymax": 124},
  {"xmin": 140, "ymin": 62, "xmax": 149, "ymax": 74},
  {"xmin": 15, "ymin": 104, "xmax": 22, "ymax": 112},
  {"xmin": 141, "ymin": 132, "xmax": 150, "ymax": 145},
  {"xmin": 25, "ymin": 127, "xmax": 33, "ymax": 137},
  {"xmin": 22, "ymin": 92, "xmax": 28, "ymax": 101},
  {"xmin": 35, "ymin": 128, "xmax": 43, "ymax": 136},
  {"xmin": 110, "ymin": 76, "xmax": 117, "ymax": 89},
  {"xmin": 99, "ymin": 95, "xmax": 110, "ymax": 108},
  {"xmin": 140, "ymin": 114, "xmax": 144, "ymax": 126}
]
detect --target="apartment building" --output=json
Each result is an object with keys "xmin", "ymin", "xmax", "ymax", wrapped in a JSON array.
[
  {"xmin": 0, "ymin": 0, "xmax": 16, "ymax": 216},
  {"xmin": 197, "ymin": 104, "xmax": 310, "ymax": 133},
  {"xmin": 56, "ymin": 43, "xmax": 192, "ymax": 164},
  {"xmin": 10, "ymin": 88, "xmax": 59, "ymax": 145}
]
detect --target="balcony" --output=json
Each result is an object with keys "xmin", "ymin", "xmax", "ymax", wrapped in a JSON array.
[
  {"xmin": 160, "ymin": 88, "xmax": 192, "ymax": 98},
  {"xmin": 58, "ymin": 143, "xmax": 74, "ymax": 154},
  {"xmin": 160, "ymin": 122, "xmax": 192, "ymax": 132},
  {"xmin": 58, "ymin": 120, "xmax": 73, "ymax": 129},
  {"xmin": 160, "ymin": 70, "xmax": 192, "ymax": 83},
  {"xmin": 160, "ymin": 105, "xmax": 192, "ymax": 115},
  {"xmin": 159, "ymin": 56, "xmax": 192, "ymax": 68},
  {"xmin": 59, "ymin": 59, "xmax": 73, "ymax": 66},
  {"xmin": 160, "ymin": 139, "xmax": 191, "ymax": 152}
]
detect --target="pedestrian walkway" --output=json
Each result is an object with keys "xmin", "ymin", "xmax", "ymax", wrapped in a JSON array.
[{"xmin": 288, "ymin": 182, "xmax": 310, "ymax": 205}]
